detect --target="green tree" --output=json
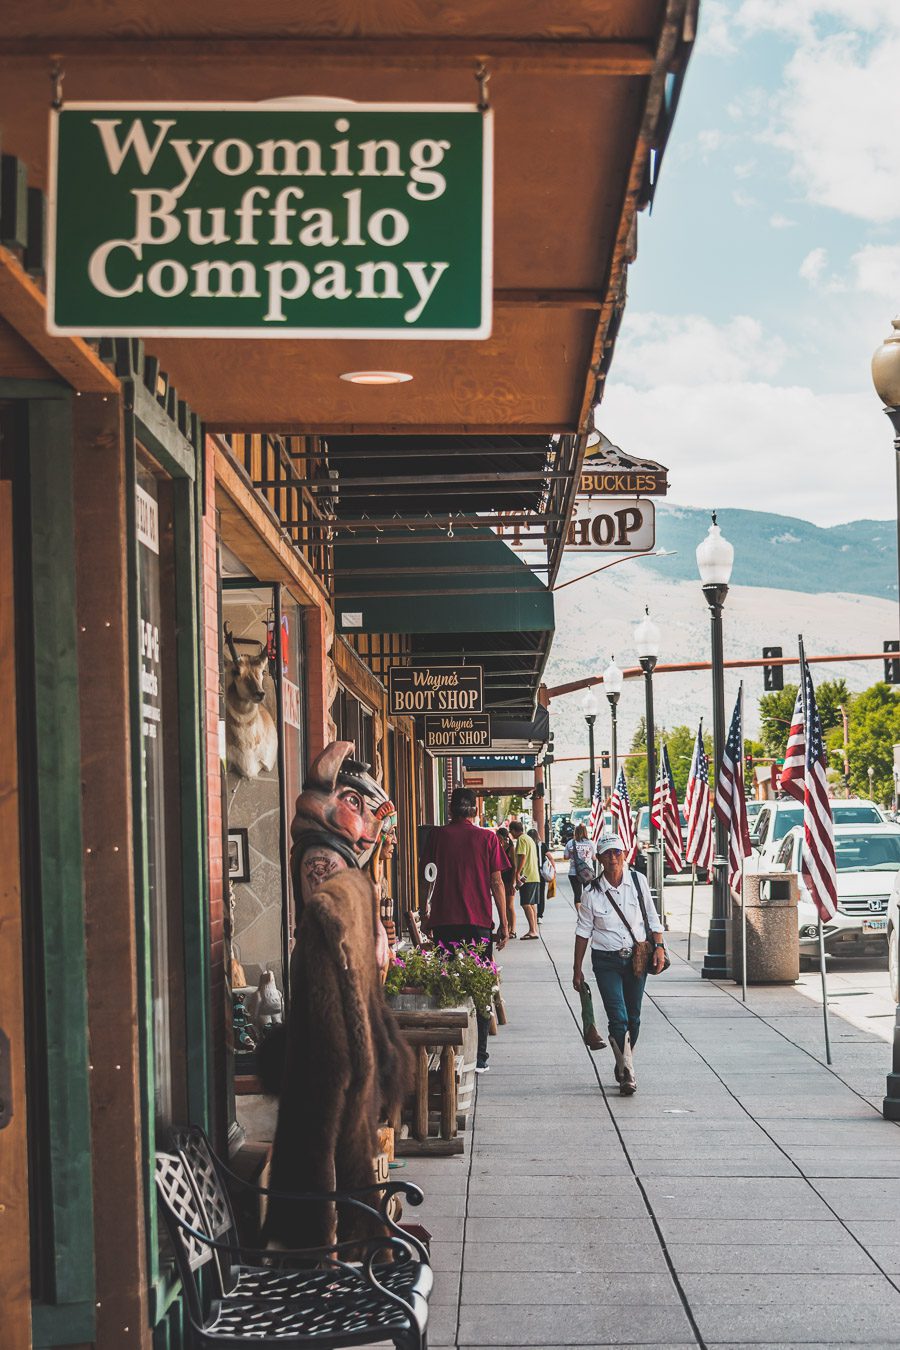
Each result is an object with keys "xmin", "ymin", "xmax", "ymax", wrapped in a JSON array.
[
  {"xmin": 569, "ymin": 773, "xmax": 589, "ymax": 809},
  {"xmin": 759, "ymin": 679, "xmax": 850, "ymax": 760},
  {"xmin": 482, "ymin": 794, "xmax": 500, "ymax": 825},
  {"xmin": 842, "ymin": 683, "xmax": 900, "ymax": 802},
  {"xmin": 624, "ymin": 722, "xmax": 712, "ymax": 808},
  {"xmin": 759, "ymin": 685, "xmax": 798, "ymax": 759}
]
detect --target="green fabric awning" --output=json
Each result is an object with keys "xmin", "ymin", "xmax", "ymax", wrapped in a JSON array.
[{"xmin": 333, "ymin": 529, "xmax": 553, "ymax": 637}]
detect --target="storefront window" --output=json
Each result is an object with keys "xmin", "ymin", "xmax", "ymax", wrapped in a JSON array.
[{"xmin": 136, "ymin": 455, "xmax": 188, "ymax": 1130}]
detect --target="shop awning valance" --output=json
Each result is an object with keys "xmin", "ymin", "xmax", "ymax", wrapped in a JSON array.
[
  {"xmin": 333, "ymin": 529, "xmax": 553, "ymax": 636},
  {"xmin": 333, "ymin": 528, "xmax": 553, "ymax": 720}
]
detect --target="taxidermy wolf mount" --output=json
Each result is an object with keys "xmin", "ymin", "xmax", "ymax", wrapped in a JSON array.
[{"xmin": 224, "ymin": 624, "xmax": 278, "ymax": 779}]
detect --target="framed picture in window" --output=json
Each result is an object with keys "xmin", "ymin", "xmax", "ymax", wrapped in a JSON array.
[{"xmin": 227, "ymin": 828, "xmax": 250, "ymax": 883}]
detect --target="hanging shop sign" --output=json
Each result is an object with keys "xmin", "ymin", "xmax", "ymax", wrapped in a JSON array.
[
  {"xmin": 462, "ymin": 754, "xmax": 536, "ymax": 771},
  {"xmin": 580, "ymin": 466, "xmax": 667, "ymax": 496},
  {"xmin": 423, "ymin": 713, "xmax": 491, "ymax": 751},
  {"xmin": 388, "ymin": 664, "xmax": 483, "ymax": 715},
  {"xmin": 48, "ymin": 101, "xmax": 493, "ymax": 339},
  {"xmin": 568, "ymin": 497, "xmax": 655, "ymax": 552},
  {"xmin": 580, "ymin": 432, "xmax": 668, "ymax": 498}
]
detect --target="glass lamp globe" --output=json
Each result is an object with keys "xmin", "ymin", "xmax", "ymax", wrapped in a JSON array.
[
  {"xmin": 872, "ymin": 318, "xmax": 900, "ymax": 407},
  {"xmin": 634, "ymin": 610, "xmax": 661, "ymax": 660},
  {"xmin": 602, "ymin": 656, "xmax": 624, "ymax": 696},
  {"xmin": 696, "ymin": 514, "xmax": 734, "ymax": 586},
  {"xmin": 581, "ymin": 688, "xmax": 599, "ymax": 719}
]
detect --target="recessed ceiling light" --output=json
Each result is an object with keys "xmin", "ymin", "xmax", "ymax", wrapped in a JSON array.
[{"xmin": 339, "ymin": 370, "xmax": 413, "ymax": 386}]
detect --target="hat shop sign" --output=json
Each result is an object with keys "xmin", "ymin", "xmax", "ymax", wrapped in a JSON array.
[{"xmin": 47, "ymin": 101, "xmax": 492, "ymax": 338}]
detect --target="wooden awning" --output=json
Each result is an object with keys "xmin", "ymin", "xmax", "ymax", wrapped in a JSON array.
[{"xmin": 0, "ymin": 0, "xmax": 695, "ymax": 437}]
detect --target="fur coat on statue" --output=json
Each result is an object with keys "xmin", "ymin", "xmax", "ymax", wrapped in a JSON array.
[{"xmin": 263, "ymin": 868, "xmax": 411, "ymax": 1250}]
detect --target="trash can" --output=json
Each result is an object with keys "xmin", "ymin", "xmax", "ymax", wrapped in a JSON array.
[{"xmin": 731, "ymin": 872, "xmax": 799, "ymax": 984}]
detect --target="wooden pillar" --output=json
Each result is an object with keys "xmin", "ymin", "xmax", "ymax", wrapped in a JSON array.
[
  {"xmin": 0, "ymin": 481, "xmax": 31, "ymax": 1349},
  {"xmin": 73, "ymin": 393, "xmax": 151, "ymax": 1349},
  {"xmin": 303, "ymin": 604, "xmax": 330, "ymax": 763}
]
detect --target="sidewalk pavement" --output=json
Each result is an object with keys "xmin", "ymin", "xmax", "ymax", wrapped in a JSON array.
[{"xmin": 399, "ymin": 875, "xmax": 900, "ymax": 1349}]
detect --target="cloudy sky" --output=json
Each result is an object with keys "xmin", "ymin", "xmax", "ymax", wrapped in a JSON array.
[{"xmin": 598, "ymin": 0, "xmax": 900, "ymax": 526}]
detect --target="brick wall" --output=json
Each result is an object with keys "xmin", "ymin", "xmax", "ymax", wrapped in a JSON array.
[{"xmin": 201, "ymin": 436, "xmax": 228, "ymax": 1144}]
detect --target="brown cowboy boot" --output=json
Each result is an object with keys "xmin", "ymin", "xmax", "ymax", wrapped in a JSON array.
[
  {"xmin": 621, "ymin": 1032, "xmax": 637, "ymax": 1094},
  {"xmin": 584, "ymin": 1024, "xmax": 607, "ymax": 1051}
]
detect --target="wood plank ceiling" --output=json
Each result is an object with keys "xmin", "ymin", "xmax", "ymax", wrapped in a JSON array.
[{"xmin": 0, "ymin": 0, "xmax": 696, "ymax": 438}]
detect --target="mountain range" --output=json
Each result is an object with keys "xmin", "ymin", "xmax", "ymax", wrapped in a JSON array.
[{"xmin": 543, "ymin": 504, "xmax": 898, "ymax": 805}]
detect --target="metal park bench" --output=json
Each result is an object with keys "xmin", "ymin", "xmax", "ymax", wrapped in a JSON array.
[{"xmin": 155, "ymin": 1125, "xmax": 432, "ymax": 1349}]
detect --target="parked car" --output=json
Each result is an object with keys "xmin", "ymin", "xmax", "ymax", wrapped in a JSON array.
[
  {"xmin": 750, "ymin": 798, "xmax": 886, "ymax": 871},
  {"xmin": 771, "ymin": 823, "xmax": 900, "ymax": 962},
  {"xmin": 885, "ymin": 871, "xmax": 900, "ymax": 1001},
  {"xmin": 636, "ymin": 804, "xmax": 689, "ymax": 874}
]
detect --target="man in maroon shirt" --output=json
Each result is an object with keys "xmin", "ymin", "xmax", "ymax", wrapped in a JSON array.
[{"xmin": 424, "ymin": 787, "xmax": 508, "ymax": 1071}]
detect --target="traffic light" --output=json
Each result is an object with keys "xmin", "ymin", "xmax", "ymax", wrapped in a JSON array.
[
  {"xmin": 544, "ymin": 730, "xmax": 555, "ymax": 766},
  {"xmin": 763, "ymin": 646, "xmax": 783, "ymax": 691},
  {"xmin": 885, "ymin": 640, "xmax": 900, "ymax": 685},
  {"xmin": 600, "ymin": 749, "xmax": 611, "ymax": 770}
]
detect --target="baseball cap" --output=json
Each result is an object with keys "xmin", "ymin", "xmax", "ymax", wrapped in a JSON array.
[{"xmin": 596, "ymin": 832, "xmax": 625, "ymax": 856}]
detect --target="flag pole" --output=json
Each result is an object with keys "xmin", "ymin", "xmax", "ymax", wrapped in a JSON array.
[
  {"xmin": 687, "ymin": 865, "xmax": 696, "ymax": 961},
  {"xmin": 657, "ymin": 741, "xmax": 667, "ymax": 931},
  {"xmin": 799, "ymin": 633, "xmax": 833, "ymax": 1066},
  {"xmin": 739, "ymin": 683, "xmax": 748, "ymax": 1002}
]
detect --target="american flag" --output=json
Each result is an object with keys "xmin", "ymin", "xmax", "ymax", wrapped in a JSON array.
[
  {"xmin": 800, "ymin": 666, "xmax": 838, "ymax": 922},
  {"xmin": 652, "ymin": 744, "xmax": 684, "ymax": 873},
  {"xmin": 684, "ymin": 723, "xmax": 714, "ymax": 871},
  {"xmin": 714, "ymin": 687, "xmax": 752, "ymax": 893},
  {"xmin": 586, "ymin": 769, "xmax": 604, "ymax": 842},
  {"xmin": 779, "ymin": 684, "xmax": 805, "ymax": 802},
  {"xmin": 609, "ymin": 765, "xmax": 638, "ymax": 863}
]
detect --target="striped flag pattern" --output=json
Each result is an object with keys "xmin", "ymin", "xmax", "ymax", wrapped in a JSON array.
[
  {"xmin": 586, "ymin": 769, "xmax": 604, "ymax": 842},
  {"xmin": 684, "ymin": 723, "xmax": 714, "ymax": 871},
  {"xmin": 609, "ymin": 765, "xmax": 638, "ymax": 863},
  {"xmin": 800, "ymin": 666, "xmax": 838, "ymax": 922},
  {"xmin": 714, "ymin": 688, "xmax": 752, "ymax": 894},
  {"xmin": 779, "ymin": 684, "xmax": 805, "ymax": 802},
  {"xmin": 652, "ymin": 744, "xmax": 684, "ymax": 873}
]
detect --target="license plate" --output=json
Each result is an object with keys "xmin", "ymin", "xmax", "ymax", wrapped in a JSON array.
[{"xmin": 863, "ymin": 918, "xmax": 887, "ymax": 934}]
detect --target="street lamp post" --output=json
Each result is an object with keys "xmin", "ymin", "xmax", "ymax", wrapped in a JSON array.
[
  {"xmin": 871, "ymin": 319, "xmax": 900, "ymax": 1119},
  {"xmin": 581, "ymin": 688, "xmax": 599, "ymax": 801},
  {"xmin": 603, "ymin": 656, "xmax": 624, "ymax": 790},
  {"xmin": 871, "ymin": 317, "xmax": 900, "ymax": 638},
  {"xmin": 696, "ymin": 513, "xmax": 735, "ymax": 981},
  {"xmin": 634, "ymin": 610, "xmax": 662, "ymax": 913}
]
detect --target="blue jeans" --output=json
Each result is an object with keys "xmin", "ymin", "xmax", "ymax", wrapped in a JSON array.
[{"xmin": 591, "ymin": 950, "xmax": 647, "ymax": 1048}]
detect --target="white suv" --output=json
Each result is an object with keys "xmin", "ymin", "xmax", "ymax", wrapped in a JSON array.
[
  {"xmin": 751, "ymin": 798, "xmax": 886, "ymax": 871},
  {"xmin": 771, "ymin": 823, "xmax": 900, "ymax": 962}
]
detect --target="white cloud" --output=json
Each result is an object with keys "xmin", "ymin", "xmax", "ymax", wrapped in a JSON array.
[
  {"xmin": 799, "ymin": 247, "xmax": 828, "ymax": 284},
  {"xmin": 698, "ymin": 129, "xmax": 725, "ymax": 156},
  {"xmin": 732, "ymin": 188, "xmax": 759, "ymax": 209},
  {"xmin": 610, "ymin": 313, "xmax": 789, "ymax": 388},
  {"xmin": 697, "ymin": 0, "xmax": 737, "ymax": 54},
  {"xmin": 733, "ymin": 5, "xmax": 900, "ymax": 224},
  {"xmin": 737, "ymin": 1, "xmax": 900, "ymax": 40},
  {"xmin": 599, "ymin": 375, "xmax": 888, "ymax": 525},
  {"xmin": 734, "ymin": 159, "xmax": 757, "ymax": 180},
  {"xmin": 769, "ymin": 213, "xmax": 797, "ymax": 229},
  {"xmin": 851, "ymin": 244, "xmax": 900, "ymax": 301}
]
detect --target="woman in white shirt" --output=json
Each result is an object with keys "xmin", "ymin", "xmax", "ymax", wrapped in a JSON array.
[
  {"xmin": 563, "ymin": 824, "xmax": 596, "ymax": 906},
  {"xmin": 572, "ymin": 832, "xmax": 664, "ymax": 1095}
]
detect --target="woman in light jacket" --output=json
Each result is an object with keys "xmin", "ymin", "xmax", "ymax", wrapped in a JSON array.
[{"xmin": 572, "ymin": 832, "xmax": 665, "ymax": 1094}]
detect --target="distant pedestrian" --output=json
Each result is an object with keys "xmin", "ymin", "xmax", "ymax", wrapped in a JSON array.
[
  {"xmin": 529, "ymin": 827, "xmax": 549, "ymax": 920},
  {"xmin": 564, "ymin": 823, "xmax": 597, "ymax": 906},
  {"xmin": 572, "ymin": 832, "xmax": 664, "ymax": 1094},
  {"xmin": 496, "ymin": 826, "xmax": 518, "ymax": 938},
  {"xmin": 424, "ymin": 787, "xmax": 508, "ymax": 1072},
  {"xmin": 510, "ymin": 819, "xmax": 540, "ymax": 939}
]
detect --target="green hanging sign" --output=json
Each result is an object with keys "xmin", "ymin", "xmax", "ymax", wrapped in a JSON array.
[{"xmin": 48, "ymin": 101, "xmax": 492, "ymax": 339}]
